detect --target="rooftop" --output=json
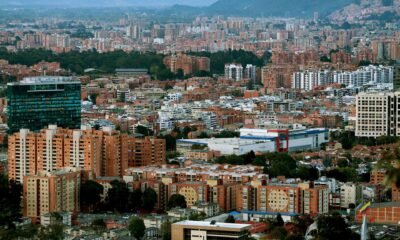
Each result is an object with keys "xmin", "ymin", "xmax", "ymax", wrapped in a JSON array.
[
  {"xmin": 173, "ymin": 220, "xmax": 251, "ymax": 229},
  {"xmin": 7, "ymin": 76, "xmax": 79, "ymax": 86}
]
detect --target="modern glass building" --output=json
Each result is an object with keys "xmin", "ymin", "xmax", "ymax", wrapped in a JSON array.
[{"xmin": 7, "ymin": 76, "xmax": 81, "ymax": 134}]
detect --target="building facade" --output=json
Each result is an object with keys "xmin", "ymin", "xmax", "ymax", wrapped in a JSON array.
[
  {"xmin": 171, "ymin": 221, "xmax": 251, "ymax": 240},
  {"xmin": 23, "ymin": 167, "xmax": 81, "ymax": 223},
  {"xmin": 355, "ymin": 92, "xmax": 400, "ymax": 137},
  {"xmin": 8, "ymin": 125, "xmax": 166, "ymax": 183},
  {"xmin": 225, "ymin": 64, "xmax": 243, "ymax": 81},
  {"xmin": 7, "ymin": 76, "xmax": 81, "ymax": 134}
]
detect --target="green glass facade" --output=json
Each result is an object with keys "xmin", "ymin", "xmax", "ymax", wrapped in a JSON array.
[{"xmin": 7, "ymin": 77, "xmax": 81, "ymax": 134}]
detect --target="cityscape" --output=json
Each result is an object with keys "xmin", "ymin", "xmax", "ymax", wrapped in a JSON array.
[{"xmin": 0, "ymin": 0, "xmax": 400, "ymax": 239}]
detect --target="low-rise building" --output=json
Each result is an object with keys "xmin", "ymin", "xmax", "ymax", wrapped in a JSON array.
[{"xmin": 172, "ymin": 220, "xmax": 251, "ymax": 240}]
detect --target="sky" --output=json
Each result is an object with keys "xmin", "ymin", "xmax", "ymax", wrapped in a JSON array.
[{"xmin": 3, "ymin": 0, "xmax": 219, "ymax": 7}]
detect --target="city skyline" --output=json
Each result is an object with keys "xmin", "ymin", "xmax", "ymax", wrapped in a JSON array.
[{"xmin": 0, "ymin": 0, "xmax": 400, "ymax": 239}]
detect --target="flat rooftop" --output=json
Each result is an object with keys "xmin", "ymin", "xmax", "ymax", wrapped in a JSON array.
[
  {"xmin": 173, "ymin": 220, "xmax": 251, "ymax": 230},
  {"xmin": 7, "ymin": 76, "xmax": 80, "ymax": 86},
  {"xmin": 177, "ymin": 138, "xmax": 271, "ymax": 146}
]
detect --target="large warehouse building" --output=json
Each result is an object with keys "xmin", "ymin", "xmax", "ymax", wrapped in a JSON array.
[{"xmin": 177, "ymin": 128, "xmax": 328, "ymax": 155}]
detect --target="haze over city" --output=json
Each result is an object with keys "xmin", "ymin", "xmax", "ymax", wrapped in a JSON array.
[
  {"xmin": 0, "ymin": 0, "xmax": 400, "ymax": 240},
  {"xmin": 2, "ymin": 0, "xmax": 218, "ymax": 7}
]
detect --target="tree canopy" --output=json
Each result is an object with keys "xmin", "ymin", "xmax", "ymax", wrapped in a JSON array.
[
  {"xmin": 167, "ymin": 194, "xmax": 187, "ymax": 210},
  {"xmin": 0, "ymin": 174, "xmax": 22, "ymax": 229},
  {"xmin": 128, "ymin": 217, "xmax": 146, "ymax": 240},
  {"xmin": 80, "ymin": 180, "xmax": 104, "ymax": 213},
  {"xmin": 142, "ymin": 188, "xmax": 158, "ymax": 212},
  {"xmin": 316, "ymin": 213, "xmax": 359, "ymax": 240},
  {"xmin": 107, "ymin": 180, "xmax": 130, "ymax": 213}
]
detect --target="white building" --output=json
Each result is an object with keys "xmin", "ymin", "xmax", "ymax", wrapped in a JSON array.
[
  {"xmin": 239, "ymin": 128, "xmax": 328, "ymax": 152},
  {"xmin": 158, "ymin": 112, "xmax": 175, "ymax": 131},
  {"xmin": 340, "ymin": 183, "xmax": 362, "ymax": 209},
  {"xmin": 355, "ymin": 91, "xmax": 400, "ymax": 137},
  {"xmin": 244, "ymin": 64, "xmax": 257, "ymax": 83},
  {"xmin": 165, "ymin": 93, "xmax": 182, "ymax": 101},
  {"xmin": 191, "ymin": 202, "xmax": 220, "ymax": 217},
  {"xmin": 225, "ymin": 64, "xmax": 243, "ymax": 81},
  {"xmin": 116, "ymin": 89, "xmax": 130, "ymax": 102},
  {"xmin": 292, "ymin": 65, "xmax": 394, "ymax": 90},
  {"xmin": 292, "ymin": 70, "xmax": 331, "ymax": 90},
  {"xmin": 41, "ymin": 212, "xmax": 72, "ymax": 226},
  {"xmin": 177, "ymin": 128, "xmax": 328, "ymax": 155}
]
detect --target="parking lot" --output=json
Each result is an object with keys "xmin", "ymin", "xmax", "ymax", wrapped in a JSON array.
[{"xmin": 349, "ymin": 223, "xmax": 400, "ymax": 239}]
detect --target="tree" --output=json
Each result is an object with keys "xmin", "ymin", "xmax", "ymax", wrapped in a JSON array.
[
  {"xmin": 92, "ymin": 218, "xmax": 106, "ymax": 228},
  {"xmin": 107, "ymin": 180, "xmax": 130, "ymax": 213},
  {"xmin": 175, "ymin": 69, "xmax": 184, "ymax": 79},
  {"xmin": 296, "ymin": 166, "xmax": 319, "ymax": 181},
  {"xmin": 213, "ymin": 130, "xmax": 240, "ymax": 138},
  {"xmin": 264, "ymin": 153, "xmax": 297, "ymax": 177},
  {"xmin": 244, "ymin": 150, "xmax": 256, "ymax": 164},
  {"xmin": 80, "ymin": 180, "xmax": 104, "ymax": 212},
  {"xmin": 225, "ymin": 215, "xmax": 236, "ymax": 223},
  {"xmin": 128, "ymin": 189, "xmax": 143, "ymax": 212},
  {"xmin": 270, "ymin": 226, "xmax": 287, "ymax": 240},
  {"xmin": 316, "ymin": 213, "xmax": 353, "ymax": 240},
  {"xmin": 0, "ymin": 174, "xmax": 22, "ymax": 229},
  {"xmin": 37, "ymin": 223, "xmax": 64, "ymax": 240},
  {"xmin": 251, "ymin": 156, "xmax": 266, "ymax": 166},
  {"xmin": 320, "ymin": 56, "xmax": 331, "ymax": 62},
  {"xmin": 246, "ymin": 79, "xmax": 254, "ymax": 90},
  {"xmin": 197, "ymin": 132, "xmax": 209, "ymax": 138},
  {"xmin": 160, "ymin": 221, "xmax": 172, "ymax": 240},
  {"xmin": 276, "ymin": 213, "xmax": 284, "ymax": 227},
  {"xmin": 136, "ymin": 125, "xmax": 154, "ymax": 136},
  {"xmin": 167, "ymin": 194, "xmax": 187, "ymax": 210},
  {"xmin": 142, "ymin": 188, "xmax": 157, "ymax": 212},
  {"xmin": 129, "ymin": 217, "xmax": 145, "ymax": 240},
  {"xmin": 182, "ymin": 126, "xmax": 193, "ymax": 139},
  {"xmin": 292, "ymin": 215, "xmax": 314, "ymax": 236},
  {"xmin": 189, "ymin": 212, "xmax": 206, "ymax": 220}
]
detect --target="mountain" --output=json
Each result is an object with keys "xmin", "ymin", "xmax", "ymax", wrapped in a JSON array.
[
  {"xmin": 164, "ymin": 0, "xmax": 358, "ymax": 18},
  {"xmin": 1, "ymin": 0, "xmax": 357, "ymax": 18},
  {"xmin": 329, "ymin": 0, "xmax": 400, "ymax": 22},
  {"xmin": 203, "ymin": 0, "xmax": 357, "ymax": 17}
]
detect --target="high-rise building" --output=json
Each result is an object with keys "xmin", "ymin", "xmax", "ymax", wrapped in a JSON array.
[
  {"xmin": 355, "ymin": 92, "xmax": 400, "ymax": 137},
  {"xmin": 8, "ymin": 125, "xmax": 166, "ymax": 183},
  {"xmin": 224, "ymin": 64, "xmax": 243, "ymax": 81},
  {"xmin": 23, "ymin": 167, "xmax": 81, "ymax": 223},
  {"xmin": 262, "ymin": 64, "xmax": 298, "ymax": 93},
  {"xmin": 8, "ymin": 129, "xmax": 38, "ymax": 183},
  {"xmin": 126, "ymin": 25, "xmax": 140, "ymax": 39},
  {"xmin": 394, "ymin": 63, "xmax": 400, "ymax": 91},
  {"xmin": 244, "ymin": 64, "xmax": 257, "ymax": 83},
  {"xmin": 163, "ymin": 54, "xmax": 210, "ymax": 76},
  {"xmin": 7, "ymin": 76, "xmax": 81, "ymax": 134}
]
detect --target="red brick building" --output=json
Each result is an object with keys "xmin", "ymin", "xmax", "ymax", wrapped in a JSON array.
[{"xmin": 355, "ymin": 202, "xmax": 400, "ymax": 225}]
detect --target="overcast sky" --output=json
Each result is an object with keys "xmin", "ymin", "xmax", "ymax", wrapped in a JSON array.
[{"xmin": 3, "ymin": 0, "xmax": 218, "ymax": 7}]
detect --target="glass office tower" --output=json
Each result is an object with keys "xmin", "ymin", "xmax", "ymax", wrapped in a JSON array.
[{"xmin": 7, "ymin": 76, "xmax": 81, "ymax": 133}]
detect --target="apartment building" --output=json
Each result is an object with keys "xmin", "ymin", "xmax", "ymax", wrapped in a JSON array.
[
  {"xmin": 8, "ymin": 125, "xmax": 166, "ymax": 183},
  {"xmin": 23, "ymin": 167, "xmax": 81, "ymax": 223},
  {"xmin": 244, "ymin": 64, "xmax": 257, "ymax": 83},
  {"xmin": 262, "ymin": 64, "xmax": 298, "ymax": 93},
  {"xmin": 355, "ymin": 92, "xmax": 400, "ymax": 137},
  {"xmin": 292, "ymin": 65, "xmax": 393, "ymax": 90},
  {"xmin": 164, "ymin": 54, "xmax": 210, "ymax": 76},
  {"xmin": 225, "ymin": 64, "xmax": 243, "ymax": 81},
  {"xmin": 340, "ymin": 183, "xmax": 363, "ymax": 208}
]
